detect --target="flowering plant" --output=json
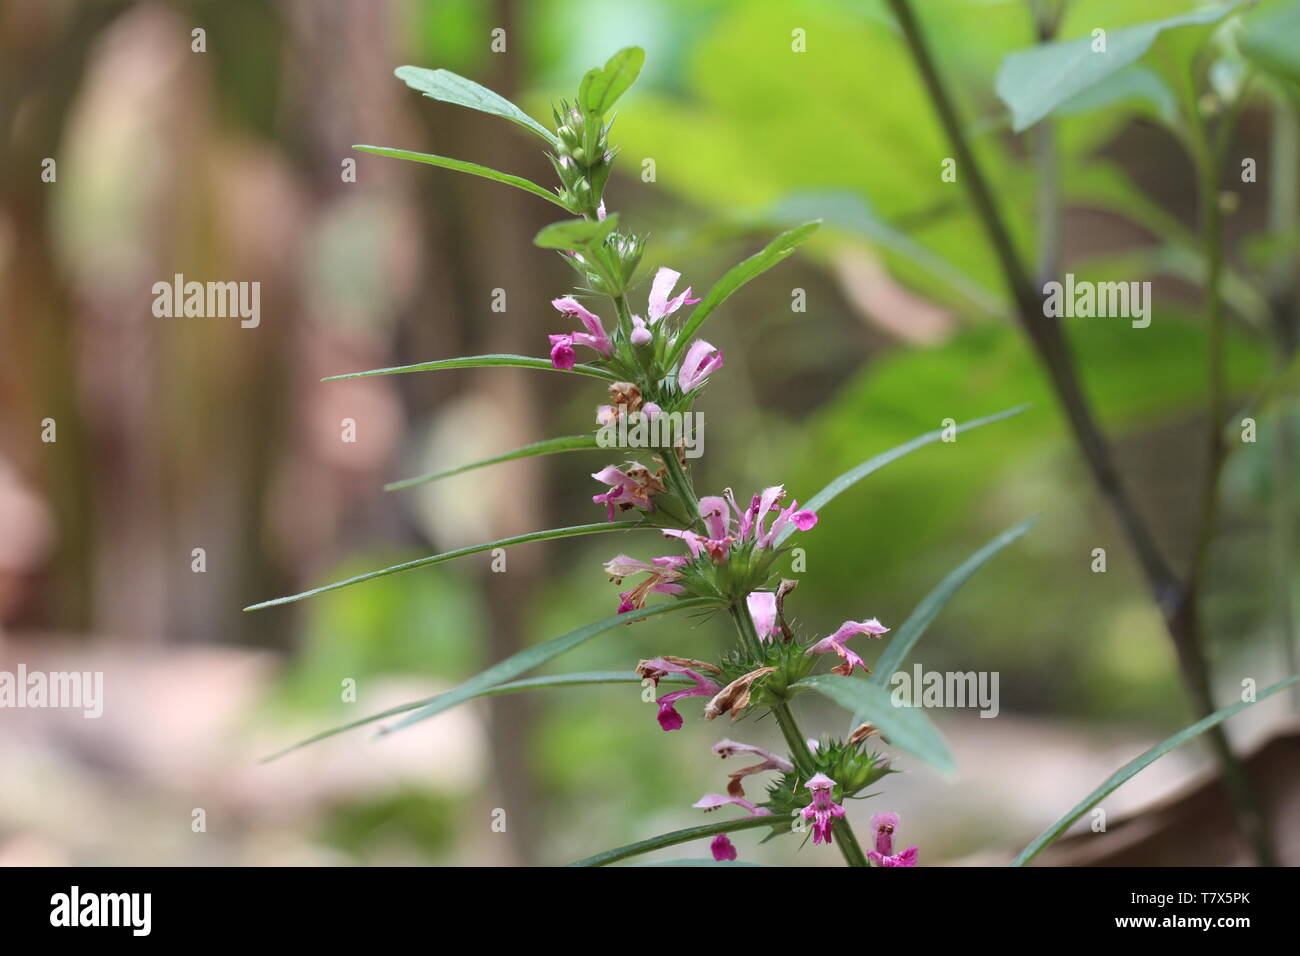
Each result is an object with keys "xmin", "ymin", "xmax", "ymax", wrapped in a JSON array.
[{"xmin": 248, "ymin": 46, "xmax": 1039, "ymax": 867}]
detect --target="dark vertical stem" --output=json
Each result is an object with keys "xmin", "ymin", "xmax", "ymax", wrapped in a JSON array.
[{"xmin": 884, "ymin": 0, "xmax": 1274, "ymax": 864}]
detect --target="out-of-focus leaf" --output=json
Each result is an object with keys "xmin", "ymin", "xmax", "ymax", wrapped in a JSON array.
[
  {"xmin": 244, "ymin": 522, "xmax": 645, "ymax": 610},
  {"xmin": 579, "ymin": 46, "xmax": 645, "ymax": 115},
  {"xmin": 1011, "ymin": 673, "xmax": 1300, "ymax": 866},
  {"xmin": 665, "ymin": 221, "xmax": 821, "ymax": 366},
  {"xmin": 322, "ymin": 354, "xmax": 618, "ymax": 383},
  {"xmin": 1053, "ymin": 65, "xmax": 1178, "ymax": 125},
  {"xmin": 995, "ymin": 3, "xmax": 1240, "ymax": 132},
  {"xmin": 385, "ymin": 434, "xmax": 602, "ymax": 491},
  {"xmin": 394, "ymin": 65, "xmax": 556, "ymax": 143},
  {"xmin": 770, "ymin": 192, "xmax": 1002, "ymax": 314},
  {"xmin": 872, "ymin": 515, "xmax": 1038, "ymax": 681},
  {"xmin": 353, "ymin": 145, "xmax": 569, "ymax": 209},
  {"xmin": 1239, "ymin": 0, "xmax": 1300, "ymax": 85},
  {"xmin": 792, "ymin": 674, "xmax": 956, "ymax": 773},
  {"xmin": 380, "ymin": 598, "xmax": 723, "ymax": 735},
  {"xmin": 534, "ymin": 213, "xmax": 621, "ymax": 250}
]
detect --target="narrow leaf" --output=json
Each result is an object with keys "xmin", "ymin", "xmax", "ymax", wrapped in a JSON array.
[
  {"xmin": 665, "ymin": 222, "xmax": 821, "ymax": 367},
  {"xmin": 1011, "ymin": 674, "xmax": 1300, "ymax": 866},
  {"xmin": 261, "ymin": 670, "xmax": 691, "ymax": 763},
  {"xmin": 394, "ymin": 65, "xmax": 556, "ymax": 143},
  {"xmin": 385, "ymin": 434, "xmax": 602, "ymax": 491},
  {"xmin": 244, "ymin": 521, "xmax": 644, "ymax": 611},
  {"xmin": 353, "ymin": 145, "xmax": 570, "ymax": 209},
  {"xmin": 380, "ymin": 598, "xmax": 723, "ymax": 735},
  {"xmin": 579, "ymin": 46, "xmax": 646, "ymax": 115},
  {"xmin": 793, "ymin": 674, "xmax": 956, "ymax": 773},
  {"xmin": 534, "ymin": 214, "xmax": 620, "ymax": 250},
  {"xmin": 321, "ymin": 354, "xmax": 618, "ymax": 383},
  {"xmin": 775, "ymin": 405, "xmax": 1028, "ymax": 547},
  {"xmin": 872, "ymin": 516, "xmax": 1038, "ymax": 681},
  {"xmin": 994, "ymin": 3, "xmax": 1240, "ymax": 132},
  {"xmin": 569, "ymin": 814, "xmax": 781, "ymax": 867}
]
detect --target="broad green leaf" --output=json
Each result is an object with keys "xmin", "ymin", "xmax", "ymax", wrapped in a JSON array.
[
  {"xmin": 569, "ymin": 813, "xmax": 781, "ymax": 867},
  {"xmin": 244, "ymin": 521, "xmax": 645, "ymax": 611},
  {"xmin": 321, "ymin": 354, "xmax": 618, "ymax": 383},
  {"xmin": 1239, "ymin": 0, "xmax": 1300, "ymax": 85},
  {"xmin": 792, "ymin": 674, "xmax": 956, "ymax": 773},
  {"xmin": 394, "ymin": 65, "xmax": 556, "ymax": 143},
  {"xmin": 664, "ymin": 221, "xmax": 821, "ymax": 367},
  {"xmin": 385, "ymin": 434, "xmax": 602, "ymax": 491},
  {"xmin": 534, "ymin": 214, "xmax": 621, "ymax": 250},
  {"xmin": 871, "ymin": 516, "xmax": 1038, "ymax": 682},
  {"xmin": 262, "ymin": 670, "xmax": 692, "ymax": 762},
  {"xmin": 994, "ymin": 4, "xmax": 1240, "ymax": 132},
  {"xmin": 1053, "ymin": 65, "xmax": 1178, "ymax": 126},
  {"xmin": 1011, "ymin": 673, "xmax": 1300, "ymax": 866},
  {"xmin": 353, "ymin": 145, "xmax": 570, "ymax": 210},
  {"xmin": 579, "ymin": 46, "xmax": 645, "ymax": 115},
  {"xmin": 775, "ymin": 404, "xmax": 1028, "ymax": 547},
  {"xmin": 380, "ymin": 597, "xmax": 723, "ymax": 735}
]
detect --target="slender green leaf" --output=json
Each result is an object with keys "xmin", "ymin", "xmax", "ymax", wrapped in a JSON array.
[
  {"xmin": 353, "ymin": 145, "xmax": 570, "ymax": 209},
  {"xmin": 1011, "ymin": 674, "xmax": 1300, "ymax": 866},
  {"xmin": 381, "ymin": 598, "xmax": 723, "ymax": 735},
  {"xmin": 579, "ymin": 46, "xmax": 646, "ymax": 115},
  {"xmin": 775, "ymin": 405, "xmax": 1028, "ymax": 547},
  {"xmin": 569, "ymin": 813, "xmax": 782, "ymax": 867},
  {"xmin": 793, "ymin": 674, "xmax": 956, "ymax": 773},
  {"xmin": 261, "ymin": 670, "xmax": 690, "ymax": 763},
  {"xmin": 244, "ymin": 522, "xmax": 644, "ymax": 611},
  {"xmin": 385, "ymin": 434, "xmax": 602, "ymax": 491},
  {"xmin": 994, "ymin": 4, "xmax": 1240, "ymax": 132},
  {"xmin": 665, "ymin": 221, "xmax": 822, "ymax": 367},
  {"xmin": 394, "ymin": 65, "xmax": 556, "ymax": 143},
  {"xmin": 321, "ymin": 354, "xmax": 618, "ymax": 383},
  {"xmin": 534, "ymin": 214, "xmax": 620, "ymax": 250},
  {"xmin": 871, "ymin": 516, "xmax": 1038, "ymax": 682}
]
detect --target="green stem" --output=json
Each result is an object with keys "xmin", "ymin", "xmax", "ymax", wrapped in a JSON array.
[
  {"xmin": 728, "ymin": 602, "xmax": 870, "ymax": 867},
  {"xmin": 659, "ymin": 439, "xmax": 700, "ymax": 516}
]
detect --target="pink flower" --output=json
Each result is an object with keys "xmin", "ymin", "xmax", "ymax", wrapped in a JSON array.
[
  {"xmin": 647, "ymin": 267, "xmax": 700, "ymax": 324},
  {"xmin": 713, "ymin": 739, "xmax": 793, "ymax": 797},
  {"xmin": 630, "ymin": 315, "xmax": 652, "ymax": 346},
  {"xmin": 641, "ymin": 401, "xmax": 662, "ymax": 419},
  {"xmin": 637, "ymin": 658, "xmax": 722, "ymax": 731},
  {"xmin": 805, "ymin": 619, "xmax": 890, "ymax": 676},
  {"xmin": 604, "ymin": 554, "xmax": 687, "ymax": 613},
  {"xmin": 678, "ymin": 339, "xmax": 723, "ymax": 392},
  {"xmin": 746, "ymin": 592, "xmax": 780, "ymax": 643},
  {"xmin": 710, "ymin": 834, "xmax": 737, "ymax": 862},
  {"xmin": 800, "ymin": 773, "xmax": 846, "ymax": 846},
  {"xmin": 549, "ymin": 334, "xmax": 577, "ymax": 371},
  {"xmin": 867, "ymin": 811, "xmax": 918, "ymax": 867},
  {"xmin": 591, "ymin": 463, "xmax": 665, "ymax": 521},
  {"xmin": 548, "ymin": 296, "xmax": 612, "ymax": 367},
  {"xmin": 693, "ymin": 793, "xmax": 772, "ymax": 861}
]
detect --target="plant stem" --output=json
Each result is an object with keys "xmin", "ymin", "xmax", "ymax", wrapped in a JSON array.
[
  {"xmin": 885, "ymin": 0, "xmax": 1275, "ymax": 865},
  {"xmin": 728, "ymin": 603, "xmax": 870, "ymax": 867}
]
